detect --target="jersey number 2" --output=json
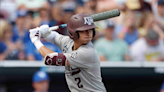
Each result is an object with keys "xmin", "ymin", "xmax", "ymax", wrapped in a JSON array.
[{"xmin": 75, "ymin": 77, "xmax": 83, "ymax": 88}]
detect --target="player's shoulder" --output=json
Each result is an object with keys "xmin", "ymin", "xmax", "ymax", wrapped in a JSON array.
[
  {"xmin": 81, "ymin": 41, "xmax": 94, "ymax": 50},
  {"xmin": 57, "ymin": 34, "xmax": 71, "ymax": 41},
  {"xmin": 78, "ymin": 42, "xmax": 95, "ymax": 56},
  {"xmin": 57, "ymin": 34, "xmax": 73, "ymax": 44}
]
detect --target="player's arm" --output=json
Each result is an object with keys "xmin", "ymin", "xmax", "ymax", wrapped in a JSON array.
[
  {"xmin": 43, "ymin": 47, "xmax": 93, "ymax": 68},
  {"xmin": 39, "ymin": 46, "xmax": 70, "ymax": 66},
  {"xmin": 42, "ymin": 47, "xmax": 94, "ymax": 68},
  {"xmin": 29, "ymin": 26, "xmax": 70, "ymax": 66},
  {"xmin": 39, "ymin": 25, "xmax": 70, "ymax": 50}
]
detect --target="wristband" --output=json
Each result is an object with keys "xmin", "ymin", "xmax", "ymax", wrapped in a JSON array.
[{"xmin": 34, "ymin": 40, "xmax": 44, "ymax": 50}]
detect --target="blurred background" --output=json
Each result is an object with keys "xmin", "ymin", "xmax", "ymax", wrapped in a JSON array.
[{"xmin": 0, "ymin": 0, "xmax": 164, "ymax": 92}]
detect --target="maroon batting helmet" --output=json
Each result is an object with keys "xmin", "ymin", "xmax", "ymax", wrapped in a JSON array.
[{"xmin": 67, "ymin": 13, "xmax": 97, "ymax": 40}]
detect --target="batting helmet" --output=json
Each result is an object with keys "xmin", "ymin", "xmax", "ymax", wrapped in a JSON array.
[{"xmin": 67, "ymin": 13, "xmax": 97, "ymax": 40}]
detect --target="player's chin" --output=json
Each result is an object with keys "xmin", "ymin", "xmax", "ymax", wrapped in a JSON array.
[{"xmin": 82, "ymin": 39, "xmax": 92, "ymax": 45}]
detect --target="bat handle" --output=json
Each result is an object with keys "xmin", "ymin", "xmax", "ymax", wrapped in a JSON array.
[
  {"xmin": 59, "ymin": 24, "xmax": 67, "ymax": 28},
  {"xmin": 49, "ymin": 24, "xmax": 67, "ymax": 31}
]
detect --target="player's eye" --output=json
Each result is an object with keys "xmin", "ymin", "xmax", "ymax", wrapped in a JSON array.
[{"xmin": 83, "ymin": 30, "xmax": 88, "ymax": 33}]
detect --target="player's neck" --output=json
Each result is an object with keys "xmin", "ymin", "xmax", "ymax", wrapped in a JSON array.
[{"xmin": 73, "ymin": 41, "xmax": 82, "ymax": 51}]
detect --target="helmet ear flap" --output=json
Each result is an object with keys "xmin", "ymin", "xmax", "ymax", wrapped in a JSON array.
[
  {"xmin": 93, "ymin": 29, "xmax": 96, "ymax": 37},
  {"xmin": 76, "ymin": 31, "xmax": 79, "ymax": 38}
]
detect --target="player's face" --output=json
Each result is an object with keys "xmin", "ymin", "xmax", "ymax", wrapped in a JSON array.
[
  {"xmin": 78, "ymin": 29, "xmax": 93, "ymax": 45},
  {"xmin": 33, "ymin": 80, "xmax": 49, "ymax": 91}
]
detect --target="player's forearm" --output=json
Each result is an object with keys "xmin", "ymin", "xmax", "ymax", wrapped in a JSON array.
[
  {"xmin": 36, "ymin": 42, "xmax": 67, "ymax": 66},
  {"xmin": 38, "ymin": 46, "xmax": 55, "ymax": 58},
  {"xmin": 33, "ymin": 40, "xmax": 54, "ymax": 58},
  {"xmin": 29, "ymin": 25, "xmax": 60, "ymax": 61}
]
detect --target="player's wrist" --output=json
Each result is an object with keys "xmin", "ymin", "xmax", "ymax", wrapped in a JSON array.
[
  {"xmin": 31, "ymin": 37, "xmax": 39, "ymax": 43},
  {"xmin": 34, "ymin": 40, "xmax": 44, "ymax": 50}
]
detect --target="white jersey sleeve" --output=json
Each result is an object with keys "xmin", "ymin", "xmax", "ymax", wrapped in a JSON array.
[
  {"xmin": 54, "ymin": 33, "xmax": 70, "ymax": 50},
  {"xmin": 43, "ymin": 31, "xmax": 58, "ymax": 44},
  {"xmin": 44, "ymin": 31, "xmax": 71, "ymax": 51}
]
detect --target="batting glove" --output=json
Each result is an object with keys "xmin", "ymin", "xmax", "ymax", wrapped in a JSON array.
[
  {"xmin": 40, "ymin": 25, "xmax": 51, "ymax": 38},
  {"xmin": 29, "ymin": 27, "xmax": 41, "ymax": 43}
]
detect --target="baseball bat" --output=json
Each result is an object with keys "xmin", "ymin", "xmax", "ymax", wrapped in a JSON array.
[{"xmin": 49, "ymin": 9, "xmax": 120, "ymax": 31}]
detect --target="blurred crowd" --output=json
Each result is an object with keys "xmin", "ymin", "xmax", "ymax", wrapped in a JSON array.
[{"xmin": 0, "ymin": 0, "xmax": 164, "ymax": 62}]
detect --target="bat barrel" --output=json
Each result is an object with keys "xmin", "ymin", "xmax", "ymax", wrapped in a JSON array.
[{"xmin": 91, "ymin": 9, "xmax": 120, "ymax": 22}]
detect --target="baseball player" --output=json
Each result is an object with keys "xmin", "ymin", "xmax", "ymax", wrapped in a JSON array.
[{"xmin": 29, "ymin": 13, "xmax": 107, "ymax": 92}]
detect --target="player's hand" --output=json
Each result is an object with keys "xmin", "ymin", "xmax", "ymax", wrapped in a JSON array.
[
  {"xmin": 29, "ymin": 27, "xmax": 41, "ymax": 43},
  {"xmin": 40, "ymin": 25, "xmax": 51, "ymax": 38}
]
